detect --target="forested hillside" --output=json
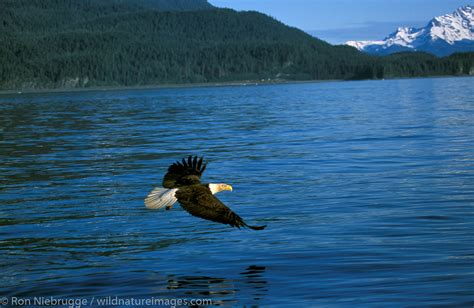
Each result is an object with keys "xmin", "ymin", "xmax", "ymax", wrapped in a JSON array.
[{"xmin": 1, "ymin": 0, "xmax": 473, "ymax": 90}]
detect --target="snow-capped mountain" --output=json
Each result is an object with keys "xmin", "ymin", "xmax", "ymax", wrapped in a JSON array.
[{"xmin": 346, "ymin": 5, "xmax": 474, "ymax": 57}]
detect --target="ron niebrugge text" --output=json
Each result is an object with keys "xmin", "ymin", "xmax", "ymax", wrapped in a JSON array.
[{"xmin": 5, "ymin": 296, "xmax": 213, "ymax": 307}]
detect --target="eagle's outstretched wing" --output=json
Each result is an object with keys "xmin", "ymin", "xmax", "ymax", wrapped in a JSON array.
[
  {"xmin": 163, "ymin": 156, "xmax": 206, "ymax": 188},
  {"xmin": 175, "ymin": 185, "xmax": 266, "ymax": 230}
]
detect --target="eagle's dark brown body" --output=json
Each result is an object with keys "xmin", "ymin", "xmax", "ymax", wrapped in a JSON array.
[{"xmin": 146, "ymin": 156, "xmax": 265, "ymax": 230}]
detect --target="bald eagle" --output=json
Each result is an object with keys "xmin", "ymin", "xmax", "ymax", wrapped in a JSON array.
[{"xmin": 145, "ymin": 156, "xmax": 266, "ymax": 230}]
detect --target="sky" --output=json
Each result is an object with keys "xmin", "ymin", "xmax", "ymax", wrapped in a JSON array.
[{"xmin": 209, "ymin": 0, "xmax": 472, "ymax": 44}]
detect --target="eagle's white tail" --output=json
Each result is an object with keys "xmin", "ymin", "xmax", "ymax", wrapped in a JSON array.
[{"xmin": 145, "ymin": 187, "xmax": 178, "ymax": 210}]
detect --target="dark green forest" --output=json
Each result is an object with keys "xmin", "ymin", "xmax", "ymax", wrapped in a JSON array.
[{"xmin": 1, "ymin": 0, "xmax": 473, "ymax": 90}]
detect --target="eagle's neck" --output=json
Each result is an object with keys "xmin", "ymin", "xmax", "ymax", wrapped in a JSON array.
[{"xmin": 208, "ymin": 183, "xmax": 219, "ymax": 195}]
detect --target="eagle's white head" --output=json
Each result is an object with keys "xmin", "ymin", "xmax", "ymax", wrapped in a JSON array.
[{"xmin": 208, "ymin": 183, "xmax": 233, "ymax": 195}]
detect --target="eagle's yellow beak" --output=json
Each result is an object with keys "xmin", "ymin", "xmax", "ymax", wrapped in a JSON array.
[{"xmin": 222, "ymin": 184, "xmax": 233, "ymax": 192}]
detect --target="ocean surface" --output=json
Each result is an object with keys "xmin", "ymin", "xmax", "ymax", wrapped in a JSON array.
[{"xmin": 1, "ymin": 77, "xmax": 473, "ymax": 306}]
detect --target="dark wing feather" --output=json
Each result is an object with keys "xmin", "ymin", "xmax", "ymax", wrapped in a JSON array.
[
  {"xmin": 175, "ymin": 185, "xmax": 265, "ymax": 230},
  {"xmin": 163, "ymin": 156, "xmax": 207, "ymax": 188}
]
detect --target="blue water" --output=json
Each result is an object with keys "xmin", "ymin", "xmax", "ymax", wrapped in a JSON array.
[{"xmin": 1, "ymin": 77, "xmax": 474, "ymax": 306}]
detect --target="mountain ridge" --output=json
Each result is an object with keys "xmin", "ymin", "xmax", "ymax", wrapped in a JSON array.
[
  {"xmin": 1, "ymin": 1, "xmax": 473, "ymax": 90},
  {"xmin": 347, "ymin": 5, "xmax": 474, "ymax": 57}
]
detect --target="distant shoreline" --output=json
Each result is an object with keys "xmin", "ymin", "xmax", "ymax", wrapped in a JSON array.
[
  {"xmin": 0, "ymin": 79, "xmax": 339, "ymax": 95},
  {"xmin": 0, "ymin": 75, "xmax": 471, "ymax": 96}
]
